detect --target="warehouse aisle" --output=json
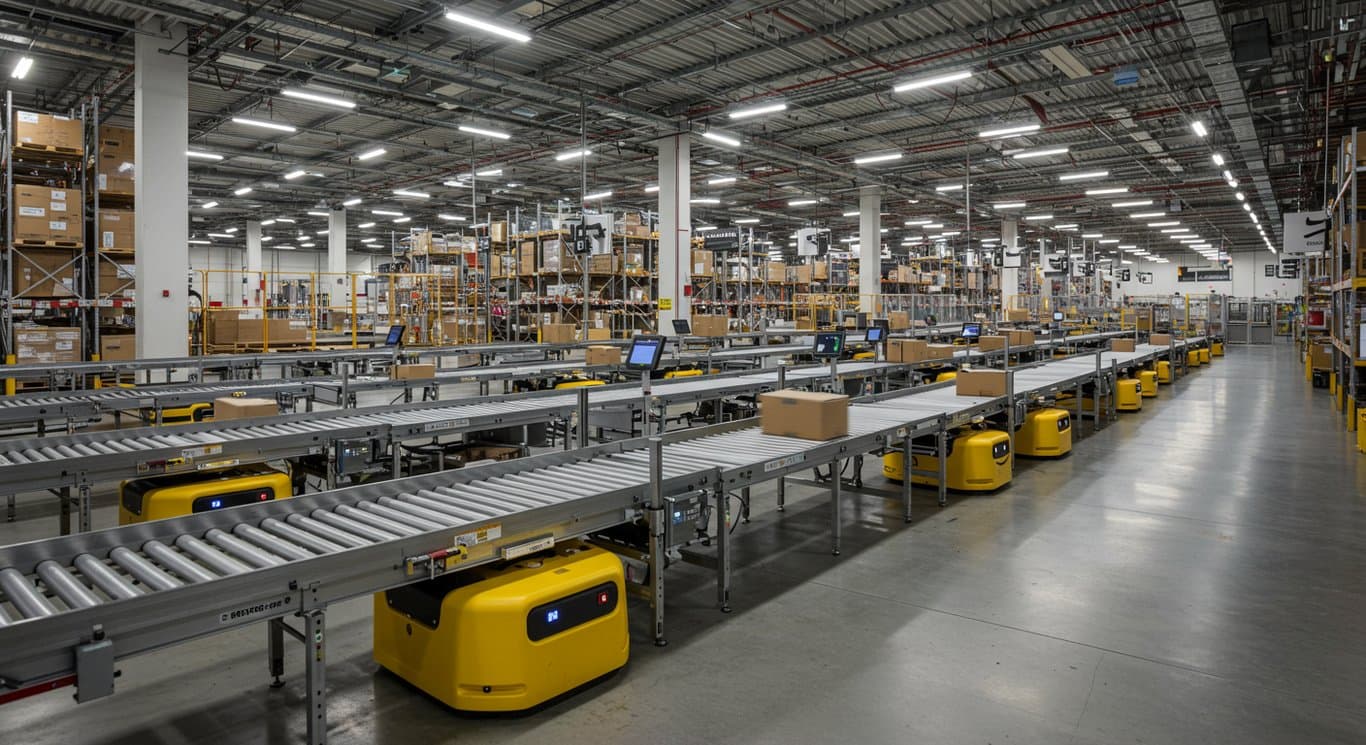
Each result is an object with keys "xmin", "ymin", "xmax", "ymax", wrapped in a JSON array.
[{"xmin": 3, "ymin": 346, "xmax": 1364, "ymax": 745}]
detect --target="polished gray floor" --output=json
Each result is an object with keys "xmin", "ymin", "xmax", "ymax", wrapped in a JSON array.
[{"xmin": 3, "ymin": 346, "xmax": 1364, "ymax": 744}]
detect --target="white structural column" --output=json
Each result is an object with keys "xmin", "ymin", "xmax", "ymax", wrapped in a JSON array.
[
  {"xmin": 328, "ymin": 209, "xmax": 347, "ymax": 308},
  {"xmin": 655, "ymin": 133, "xmax": 691, "ymax": 327},
  {"xmin": 133, "ymin": 21, "xmax": 189, "ymax": 359},
  {"xmin": 245, "ymin": 221, "xmax": 262, "ymax": 306},
  {"xmin": 858, "ymin": 186, "xmax": 881, "ymax": 309},
  {"xmin": 1000, "ymin": 219, "xmax": 1019, "ymax": 302}
]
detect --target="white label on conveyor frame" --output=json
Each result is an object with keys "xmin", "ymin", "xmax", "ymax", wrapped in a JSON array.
[
  {"xmin": 502, "ymin": 535, "xmax": 554, "ymax": 560},
  {"xmin": 454, "ymin": 522, "xmax": 502, "ymax": 548},
  {"xmin": 764, "ymin": 453, "xmax": 806, "ymax": 472},
  {"xmin": 219, "ymin": 595, "xmax": 290, "ymax": 625},
  {"xmin": 423, "ymin": 418, "xmax": 469, "ymax": 432}
]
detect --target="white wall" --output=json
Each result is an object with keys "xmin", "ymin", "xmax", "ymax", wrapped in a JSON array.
[
  {"xmin": 1110, "ymin": 249, "xmax": 1295, "ymax": 299},
  {"xmin": 190, "ymin": 247, "xmax": 377, "ymax": 307}
]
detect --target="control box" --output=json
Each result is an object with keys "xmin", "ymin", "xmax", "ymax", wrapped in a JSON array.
[
  {"xmin": 664, "ymin": 492, "xmax": 706, "ymax": 547},
  {"xmin": 334, "ymin": 438, "xmax": 375, "ymax": 476}
]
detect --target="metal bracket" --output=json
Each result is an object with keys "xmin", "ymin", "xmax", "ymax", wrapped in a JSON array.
[{"xmin": 74, "ymin": 626, "xmax": 114, "ymax": 703}]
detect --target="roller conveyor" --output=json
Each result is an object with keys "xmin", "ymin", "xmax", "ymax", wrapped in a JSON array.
[{"xmin": 0, "ymin": 339, "xmax": 1199, "ymax": 742}]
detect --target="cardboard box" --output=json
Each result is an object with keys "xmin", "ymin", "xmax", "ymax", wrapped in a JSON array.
[
  {"xmin": 99, "ymin": 335, "xmax": 136, "ymax": 361},
  {"xmin": 99, "ymin": 125, "xmax": 135, "ymax": 161},
  {"xmin": 1007, "ymin": 330, "xmax": 1036, "ymax": 347},
  {"xmin": 888, "ymin": 339, "xmax": 956, "ymax": 363},
  {"xmin": 889, "ymin": 311, "xmax": 911, "ymax": 331},
  {"xmin": 955, "ymin": 369, "xmax": 1008, "ymax": 397},
  {"xmin": 98, "ymin": 260, "xmax": 135, "ymax": 295},
  {"xmin": 692, "ymin": 249, "xmax": 714, "ymax": 277},
  {"xmin": 12, "ymin": 249, "xmax": 78, "ymax": 297},
  {"xmin": 13, "ymin": 111, "xmax": 82, "ymax": 150},
  {"xmin": 765, "ymin": 261, "xmax": 787, "ymax": 282},
  {"xmin": 13, "ymin": 326, "xmax": 81, "ymax": 364},
  {"xmin": 1110, "ymin": 339, "xmax": 1136, "ymax": 352},
  {"xmin": 796, "ymin": 316, "xmax": 817, "ymax": 331},
  {"xmin": 586, "ymin": 328, "xmax": 612, "ymax": 341},
  {"xmin": 589, "ymin": 254, "xmax": 618, "ymax": 273},
  {"xmin": 813, "ymin": 261, "xmax": 829, "ymax": 280},
  {"xmin": 759, "ymin": 390, "xmax": 849, "ymax": 440},
  {"xmin": 789, "ymin": 264, "xmax": 812, "ymax": 284},
  {"xmin": 462, "ymin": 443, "xmax": 522, "ymax": 464},
  {"xmin": 519, "ymin": 243, "xmax": 537, "ymax": 274},
  {"xmin": 98, "ymin": 209, "xmax": 135, "ymax": 251},
  {"xmin": 977, "ymin": 335, "xmax": 1008, "ymax": 352},
  {"xmin": 1006, "ymin": 309, "xmax": 1031, "ymax": 322},
  {"xmin": 213, "ymin": 397, "xmax": 279, "ymax": 421},
  {"xmin": 1150, "ymin": 333, "xmax": 1173, "ymax": 345},
  {"xmin": 208, "ymin": 316, "xmax": 307, "ymax": 345},
  {"xmin": 13, "ymin": 185, "xmax": 83, "ymax": 243},
  {"xmin": 541, "ymin": 323, "xmax": 577, "ymax": 344},
  {"xmin": 585, "ymin": 345, "xmax": 621, "ymax": 366},
  {"xmin": 692, "ymin": 314, "xmax": 729, "ymax": 337},
  {"xmin": 391, "ymin": 363, "xmax": 436, "ymax": 380},
  {"xmin": 1310, "ymin": 342, "xmax": 1333, "ymax": 369},
  {"xmin": 490, "ymin": 221, "xmax": 507, "ymax": 243}
]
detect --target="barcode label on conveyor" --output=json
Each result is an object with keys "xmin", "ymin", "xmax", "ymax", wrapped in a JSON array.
[
  {"xmin": 455, "ymin": 522, "xmax": 502, "ymax": 547},
  {"xmin": 764, "ymin": 453, "xmax": 806, "ymax": 472},
  {"xmin": 218, "ymin": 595, "xmax": 291, "ymax": 625},
  {"xmin": 182, "ymin": 445, "xmax": 223, "ymax": 459},
  {"xmin": 424, "ymin": 419, "xmax": 469, "ymax": 432}
]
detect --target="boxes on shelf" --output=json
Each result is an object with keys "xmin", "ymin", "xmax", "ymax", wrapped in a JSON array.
[
  {"xmin": 11, "ymin": 249, "xmax": 78, "ymax": 297},
  {"xmin": 1110, "ymin": 339, "xmax": 1136, "ymax": 352},
  {"xmin": 586, "ymin": 328, "xmax": 612, "ymax": 341},
  {"xmin": 13, "ymin": 326, "xmax": 82, "ymax": 364},
  {"xmin": 99, "ymin": 334, "xmax": 136, "ymax": 361},
  {"xmin": 888, "ymin": 311, "xmax": 911, "ymax": 331},
  {"xmin": 97, "ymin": 124, "xmax": 136, "ymax": 193},
  {"xmin": 460, "ymin": 442, "xmax": 522, "ymax": 464},
  {"xmin": 391, "ymin": 363, "xmax": 436, "ymax": 380},
  {"xmin": 765, "ymin": 261, "xmax": 787, "ymax": 282},
  {"xmin": 519, "ymin": 242, "xmax": 537, "ymax": 274},
  {"xmin": 1006, "ymin": 309, "xmax": 1031, "ymax": 322},
  {"xmin": 623, "ymin": 250, "xmax": 646, "ymax": 273},
  {"xmin": 813, "ymin": 261, "xmax": 829, "ymax": 280},
  {"xmin": 585, "ymin": 345, "xmax": 621, "ymax": 365},
  {"xmin": 692, "ymin": 249, "xmax": 714, "ymax": 277},
  {"xmin": 759, "ymin": 390, "xmax": 849, "ymax": 440},
  {"xmin": 13, "ymin": 185, "xmax": 83, "ymax": 243},
  {"xmin": 13, "ymin": 111, "xmax": 82, "ymax": 150},
  {"xmin": 789, "ymin": 264, "xmax": 812, "ymax": 284},
  {"xmin": 98, "ymin": 209, "xmax": 135, "ymax": 252},
  {"xmin": 540, "ymin": 323, "xmax": 577, "ymax": 344},
  {"xmin": 956, "ymin": 369, "xmax": 1008, "ymax": 397},
  {"xmin": 1007, "ymin": 330, "xmax": 1035, "ymax": 347},
  {"xmin": 490, "ymin": 221, "xmax": 508, "ymax": 243},
  {"xmin": 541, "ymin": 239, "xmax": 581, "ymax": 273},
  {"xmin": 97, "ymin": 260, "xmax": 135, "ymax": 295},
  {"xmin": 208, "ymin": 316, "xmax": 308, "ymax": 346},
  {"xmin": 589, "ymin": 254, "xmax": 618, "ymax": 273},
  {"xmin": 1309, "ymin": 342, "xmax": 1333, "ymax": 370},
  {"xmin": 692, "ymin": 314, "xmax": 729, "ymax": 337},
  {"xmin": 213, "ymin": 397, "xmax": 278, "ymax": 421}
]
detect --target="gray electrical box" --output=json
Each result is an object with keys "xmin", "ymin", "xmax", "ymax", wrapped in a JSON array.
[{"xmin": 664, "ymin": 492, "xmax": 706, "ymax": 547}]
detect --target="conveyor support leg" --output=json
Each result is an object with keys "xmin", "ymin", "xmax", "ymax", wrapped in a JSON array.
[
  {"xmin": 936, "ymin": 424, "xmax": 947, "ymax": 508},
  {"xmin": 648, "ymin": 437, "xmax": 667, "ymax": 646},
  {"xmin": 303, "ymin": 609, "xmax": 327, "ymax": 745},
  {"xmin": 830, "ymin": 457, "xmax": 842, "ymax": 556},
  {"xmin": 268, "ymin": 618, "xmax": 285, "ymax": 688},
  {"xmin": 776, "ymin": 476, "xmax": 785, "ymax": 512},
  {"xmin": 715, "ymin": 485, "xmax": 731, "ymax": 613},
  {"xmin": 901, "ymin": 437, "xmax": 913, "ymax": 522}
]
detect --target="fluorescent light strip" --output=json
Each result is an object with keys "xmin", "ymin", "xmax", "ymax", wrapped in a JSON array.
[
  {"xmin": 281, "ymin": 88, "xmax": 355, "ymax": 109},
  {"xmin": 476, "ymin": 169, "xmax": 503, "ymax": 177},
  {"xmin": 707, "ymin": 176, "xmax": 737, "ymax": 185},
  {"xmin": 893, "ymin": 69, "xmax": 972, "ymax": 92},
  {"xmin": 283, "ymin": 169, "xmax": 306, "ymax": 180},
  {"xmin": 11, "ymin": 56, "xmax": 32, "ymax": 79},
  {"xmin": 554, "ymin": 148, "xmax": 591, "ymax": 161},
  {"xmin": 853, "ymin": 152, "xmax": 903, "ymax": 165},
  {"xmin": 1212, "ymin": 153, "xmax": 1225, "ymax": 166},
  {"xmin": 207, "ymin": 233, "xmax": 234, "ymax": 239},
  {"xmin": 200, "ymin": 201, "xmax": 219, "ymax": 209},
  {"xmin": 1147, "ymin": 221, "xmax": 1180, "ymax": 227},
  {"xmin": 1098, "ymin": 239, "xmax": 1120, "ymax": 244},
  {"xmin": 935, "ymin": 183, "xmax": 965, "ymax": 192},
  {"xmin": 1086, "ymin": 187, "xmax": 1128, "ymax": 196},
  {"xmin": 643, "ymin": 185, "xmax": 660, "ymax": 193},
  {"xmin": 1129, "ymin": 212, "xmax": 1164, "ymax": 219},
  {"xmin": 1160, "ymin": 228, "xmax": 1187, "ymax": 233},
  {"xmin": 276, "ymin": 218, "xmax": 296, "ymax": 223},
  {"xmin": 371, "ymin": 210, "xmax": 402, "ymax": 216},
  {"xmin": 307, "ymin": 211, "xmax": 329, "ymax": 217},
  {"xmin": 1082, "ymin": 233, "xmax": 1103, "ymax": 239},
  {"xmin": 186, "ymin": 150, "xmax": 224, "ymax": 161},
  {"xmin": 188, "ymin": 239, "xmax": 211, "ymax": 245},
  {"xmin": 1059, "ymin": 170, "xmax": 1108, "ymax": 182},
  {"xmin": 701, "ymin": 130, "xmax": 741, "ymax": 147},
  {"xmin": 357, "ymin": 222, "xmax": 375, "ymax": 229},
  {"xmin": 459, "ymin": 124, "xmax": 511, "ymax": 140},
  {"xmin": 584, "ymin": 190, "xmax": 612, "ymax": 200},
  {"xmin": 1054, "ymin": 224, "xmax": 1079, "ymax": 230},
  {"xmin": 1111, "ymin": 200, "xmax": 1152, "ymax": 208},
  {"xmin": 993, "ymin": 202, "xmax": 1027, "ymax": 209},
  {"xmin": 1023, "ymin": 214, "xmax": 1053, "ymax": 221},
  {"xmin": 394, "ymin": 217, "xmax": 412, "ymax": 224},
  {"xmin": 1191, "ymin": 120, "xmax": 1208, "ymax": 137},
  {"xmin": 357, "ymin": 147, "xmax": 386, "ymax": 161},
  {"xmin": 980, "ymin": 123, "xmax": 1040, "ymax": 138},
  {"xmin": 691, "ymin": 197, "xmax": 720, "ymax": 204},
  {"xmin": 788, "ymin": 199, "xmax": 818, "ymax": 206},
  {"xmin": 231, "ymin": 117, "xmax": 296, "ymax": 133},
  {"xmin": 393, "ymin": 189, "xmax": 430, "ymax": 199},
  {"xmin": 233, "ymin": 187, "xmax": 253, "ymax": 196},
  {"xmin": 438, "ymin": 214, "xmax": 467, "ymax": 221},
  {"xmin": 734, "ymin": 218, "xmax": 760, "ymax": 224},
  {"xmin": 729, "ymin": 101, "xmax": 787, "ymax": 119},
  {"xmin": 445, "ymin": 11, "xmax": 531, "ymax": 43},
  {"xmin": 1012, "ymin": 146, "xmax": 1069, "ymax": 159},
  {"xmin": 342, "ymin": 198, "xmax": 362, "ymax": 207}
]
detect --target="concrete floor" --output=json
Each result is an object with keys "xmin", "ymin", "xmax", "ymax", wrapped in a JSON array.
[{"xmin": 3, "ymin": 345, "xmax": 1365, "ymax": 744}]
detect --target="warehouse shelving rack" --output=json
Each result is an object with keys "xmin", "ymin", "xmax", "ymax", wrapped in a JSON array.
[{"xmin": 1326, "ymin": 127, "xmax": 1366, "ymax": 429}]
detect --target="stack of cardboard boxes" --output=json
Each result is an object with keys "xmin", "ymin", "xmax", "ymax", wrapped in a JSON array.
[
  {"xmin": 13, "ymin": 326, "xmax": 81, "ymax": 364},
  {"xmin": 207, "ymin": 315, "xmax": 309, "ymax": 348},
  {"xmin": 622, "ymin": 212, "xmax": 651, "ymax": 238},
  {"xmin": 13, "ymin": 111, "xmax": 82, "ymax": 151},
  {"xmin": 96, "ymin": 125, "xmax": 135, "ymax": 195},
  {"xmin": 13, "ymin": 185, "xmax": 82, "ymax": 244}
]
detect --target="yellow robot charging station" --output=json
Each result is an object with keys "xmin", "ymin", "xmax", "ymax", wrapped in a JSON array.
[
  {"xmin": 1186, "ymin": 349, "xmax": 1201, "ymax": 367},
  {"xmin": 1116, "ymin": 378, "xmax": 1143, "ymax": 412},
  {"xmin": 882, "ymin": 429, "xmax": 1012, "ymax": 491},
  {"xmin": 1014, "ymin": 408, "xmax": 1072, "ymax": 457},
  {"xmin": 373, "ymin": 540, "xmax": 628, "ymax": 712},
  {"xmin": 118, "ymin": 465, "xmax": 292, "ymax": 524},
  {"xmin": 1138, "ymin": 370, "xmax": 1158, "ymax": 398}
]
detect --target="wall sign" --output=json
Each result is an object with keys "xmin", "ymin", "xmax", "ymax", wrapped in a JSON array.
[
  {"xmin": 1264, "ymin": 264, "xmax": 1276, "ymax": 276},
  {"xmin": 1177, "ymin": 266, "xmax": 1231, "ymax": 282},
  {"xmin": 702, "ymin": 228, "xmax": 740, "ymax": 252},
  {"xmin": 1138, "ymin": 271, "xmax": 1154, "ymax": 284},
  {"xmin": 1278, "ymin": 259, "xmax": 1299, "ymax": 279}
]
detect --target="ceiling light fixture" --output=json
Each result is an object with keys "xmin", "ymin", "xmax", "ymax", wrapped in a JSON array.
[
  {"xmin": 707, "ymin": 176, "xmax": 737, "ymax": 185},
  {"xmin": 644, "ymin": 185, "xmax": 660, "ymax": 193},
  {"xmin": 357, "ymin": 147, "xmax": 386, "ymax": 161},
  {"xmin": 233, "ymin": 187, "xmax": 253, "ymax": 196},
  {"xmin": 342, "ymin": 197, "xmax": 362, "ymax": 207},
  {"xmin": 729, "ymin": 101, "xmax": 787, "ymax": 119},
  {"xmin": 1112, "ymin": 199, "xmax": 1152, "ymax": 208},
  {"xmin": 394, "ymin": 216, "xmax": 412, "ymax": 224},
  {"xmin": 186, "ymin": 150, "xmax": 224, "ymax": 161},
  {"xmin": 281, "ymin": 88, "xmax": 355, "ymax": 109},
  {"xmin": 892, "ymin": 69, "xmax": 973, "ymax": 92},
  {"xmin": 1212, "ymin": 153, "xmax": 1225, "ymax": 166},
  {"xmin": 476, "ymin": 169, "xmax": 503, "ymax": 177},
  {"xmin": 370, "ymin": 210, "xmax": 402, "ymax": 216},
  {"xmin": 691, "ymin": 197, "xmax": 720, "ymax": 204},
  {"xmin": 935, "ymin": 183, "xmax": 966, "ymax": 192},
  {"xmin": 200, "ymin": 201, "xmax": 219, "ymax": 209},
  {"xmin": 1012, "ymin": 146, "xmax": 1069, "ymax": 159},
  {"xmin": 11, "ymin": 56, "xmax": 33, "ymax": 79},
  {"xmin": 283, "ymin": 169, "xmax": 306, "ymax": 180},
  {"xmin": 445, "ymin": 10, "xmax": 531, "ymax": 43},
  {"xmin": 584, "ymin": 190, "xmax": 612, "ymax": 200},
  {"xmin": 979, "ymin": 123, "xmax": 1040, "ymax": 138},
  {"xmin": 1024, "ymin": 214, "xmax": 1053, "ymax": 221},
  {"xmin": 701, "ymin": 130, "xmax": 741, "ymax": 147},
  {"xmin": 853, "ymin": 152, "xmax": 903, "ymax": 165},
  {"xmin": 1191, "ymin": 120, "xmax": 1208, "ymax": 137},
  {"xmin": 438, "ymin": 214, "xmax": 467, "ymax": 221},
  {"xmin": 231, "ymin": 117, "xmax": 296, "ymax": 133},
  {"xmin": 357, "ymin": 222, "xmax": 375, "ymax": 229},
  {"xmin": 1148, "ymin": 221, "xmax": 1181, "ymax": 227},
  {"xmin": 789, "ymin": 199, "xmax": 818, "ymax": 206},
  {"xmin": 1129, "ymin": 212, "xmax": 1165, "ymax": 219},
  {"xmin": 1059, "ymin": 170, "xmax": 1108, "ymax": 182},
  {"xmin": 554, "ymin": 148, "xmax": 591, "ymax": 161},
  {"xmin": 459, "ymin": 124, "xmax": 511, "ymax": 140},
  {"xmin": 392, "ymin": 189, "xmax": 430, "ymax": 199},
  {"xmin": 735, "ymin": 218, "xmax": 760, "ymax": 224},
  {"xmin": 993, "ymin": 202, "xmax": 1027, "ymax": 209}
]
